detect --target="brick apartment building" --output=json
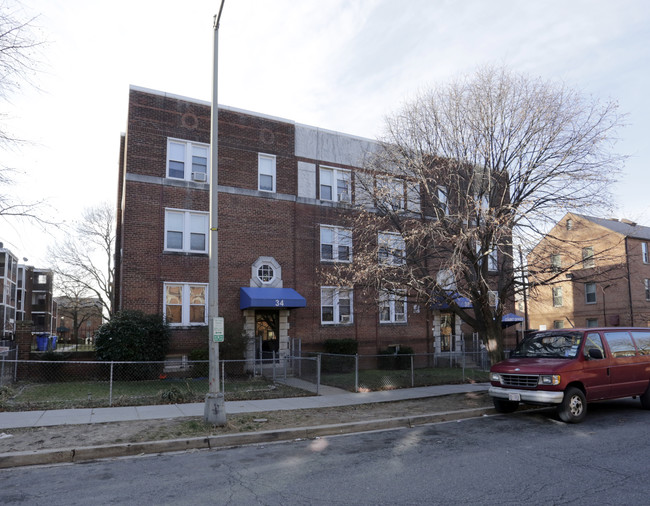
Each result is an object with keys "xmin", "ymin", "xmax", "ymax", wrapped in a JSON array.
[
  {"xmin": 0, "ymin": 243, "xmax": 56, "ymax": 339},
  {"xmin": 527, "ymin": 213, "xmax": 650, "ymax": 330},
  {"xmin": 115, "ymin": 86, "xmax": 511, "ymax": 361}
]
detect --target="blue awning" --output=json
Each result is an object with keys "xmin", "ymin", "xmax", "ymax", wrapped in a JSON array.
[
  {"xmin": 430, "ymin": 292, "xmax": 473, "ymax": 310},
  {"xmin": 501, "ymin": 313, "xmax": 524, "ymax": 328},
  {"xmin": 240, "ymin": 287, "xmax": 307, "ymax": 310}
]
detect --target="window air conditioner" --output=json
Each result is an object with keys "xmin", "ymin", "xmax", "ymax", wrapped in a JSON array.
[
  {"xmin": 192, "ymin": 172, "xmax": 208, "ymax": 182},
  {"xmin": 340, "ymin": 314, "xmax": 351, "ymax": 323},
  {"xmin": 338, "ymin": 192, "xmax": 350, "ymax": 203}
]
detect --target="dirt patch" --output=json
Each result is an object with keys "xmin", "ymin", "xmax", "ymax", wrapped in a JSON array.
[{"xmin": 0, "ymin": 392, "xmax": 491, "ymax": 454}]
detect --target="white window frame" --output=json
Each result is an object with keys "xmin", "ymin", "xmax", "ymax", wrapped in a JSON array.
[
  {"xmin": 645, "ymin": 279, "xmax": 650, "ymax": 301},
  {"xmin": 376, "ymin": 177, "xmax": 405, "ymax": 211},
  {"xmin": 551, "ymin": 254, "xmax": 561, "ymax": 272},
  {"xmin": 379, "ymin": 290, "xmax": 407, "ymax": 324},
  {"xmin": 582, "ymin": 246, "xmax": 595, "ymax": 269},
  {"xmin": 585, "ymin": 282, "xmax": 597, "ymax": 304},
  {"xmin": 164, "ymin": 282, "xmax": 208, "ymax": 326},
  {"xmin": 552, "ymin": 286, "xmax": 563, "ymax": 307},
  {"xmin": 166, "ymin": 138, "xmax": 210, "ymax": 182},
  {"xmin": 438, "ymin": 186, "xmax": 449, "ymax": 216},
  {"xmin": 643, "ymin": 242, "xmax": 649, "ymax": 264},
  {"xmin": 164, "ymin": 209, "xmax": 209, "ymax": 253},
  {"xmin": 258, "ymin": 153, "xmax": 276, "ymax": 192},
  {"xmin": 320, "ymin": 225, "xmax": 352, "ymax": 263},
  {"xmin": 319, "ymin": 166, "xmax": 351, "ymax": 203},
  {"xmin": 321, "ymin": 287, "xmax": 353, "ymax": 325},
  {"xmin": 378, "ymin": 232, "xmax": 406, "ymax": 265}
]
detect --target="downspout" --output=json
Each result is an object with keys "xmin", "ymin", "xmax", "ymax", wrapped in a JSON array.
[{"xmin": 624, "ymin": 237, "xmax": 634, "ymax": 326}]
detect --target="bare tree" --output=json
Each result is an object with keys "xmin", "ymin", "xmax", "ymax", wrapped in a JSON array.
[
  {"xmin": 49, "ymin": 203, "xmax": 116, "ymax": 317},
  {"xmin": 55, "ymin": 280, "xmax": 103, "ymax": 347},
  {"xmin": 0, "ymin": 1, "xmax": 46, "ymax": 221},
  {"xmin": 334, "ymin": 66, "xmax": 625, "ymax": 365}
]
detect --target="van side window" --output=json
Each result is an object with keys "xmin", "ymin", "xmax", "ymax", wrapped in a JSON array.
[
  {"xmin": 603, "ymin": 332, "xmax": 637, "ymax": 357},
  {"xmin": 631, "ymin": 331, "xmax": 650, "ymax": 355},
  {"xmin": 584, "ymin": 333, "xmax": 606, "ymax": 359}
]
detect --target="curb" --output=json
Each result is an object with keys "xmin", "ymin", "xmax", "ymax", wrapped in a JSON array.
[{"xmin": 0, "ymin": 406, "xmax": 494, "ymax": 469}]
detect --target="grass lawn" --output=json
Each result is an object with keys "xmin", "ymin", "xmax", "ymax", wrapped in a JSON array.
[
  {"xmin": 321, "ymin": 367, "xmax": 490, "ymax": 391},
  {"xmin": 0, "ymin": 377, "xmax": 312, "ymax": 411}
]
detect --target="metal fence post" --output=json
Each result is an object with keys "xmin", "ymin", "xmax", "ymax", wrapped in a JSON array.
[
  {"xmin": 355, "ymin": 354, "xmax": 359, "ymax": 393},
  {"xmin": 272, "ymin": 351, "xmax": 276, "ymax": 381},
  {"xmin": 411, "ymin": 355, "xmax": 414, "ymax": 387},
  {"xmin": 316, "ymin": 353, "xmax": 321, "ymax": 396},
  {"xmin": 109, "ymin": 361, "xmax": 114, "ymax": 407},
  {"xmin": 13, "ymin": 346, "xmax": 18, "ymax": 382},
  {"xmin": 221, "ymin": 359, "xmax": 225, "ymax": 394}
]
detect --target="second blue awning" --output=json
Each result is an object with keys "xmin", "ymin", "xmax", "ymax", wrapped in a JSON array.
[{"xmin": 240, "ymin": 287, "xmax": 307, "ymax": 310}]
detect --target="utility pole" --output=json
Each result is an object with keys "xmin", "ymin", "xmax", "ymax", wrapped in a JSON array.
[{"xmin": 204, "ymin": 0, "xmax": 227, "ymax": 426}]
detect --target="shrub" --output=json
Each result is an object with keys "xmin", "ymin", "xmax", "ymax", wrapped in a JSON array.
[
  {"xmin": 94, "ymin": 310, "xmax": 171, "ymax": 379},
  {"xmin": 378, "ymin": 345, "xmax": 414, "ymax": 370},
  {"xmin": 323, "ymin": 338, "xmax": 358, "ymax": 355},
  {"xmin": 321, "ymin": 339, "xmax": 358, "ymax": 373}
]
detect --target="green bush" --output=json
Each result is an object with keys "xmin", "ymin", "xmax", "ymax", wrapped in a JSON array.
[
  {"xmin": 189, "ymin": 348, "xmax": 209, "ymax": 377},
  {"xmin": 94, "ymin": 310, "xmax": 171, "ymax": 379},
  {"xmin": 323, "ymin": 338, "xmax": 358, "ymax": 355},
  {"xmin": 321, "ymin": 339, "xmax": 358, "ymax": 373},
  {"xmin": 378, "ymin": 345, "xmax": 414, "ymax": 370}
]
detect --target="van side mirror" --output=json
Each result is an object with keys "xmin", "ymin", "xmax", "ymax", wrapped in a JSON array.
[{"xmin": 588, "ymin": 348, "xmax": 604, "ymax": 360}]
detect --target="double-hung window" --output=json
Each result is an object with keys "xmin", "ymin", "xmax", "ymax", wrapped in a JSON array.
[
  {"xmin": 320, "ymin": 286, "xmax": 352, "ymax": 325},
  {"xmin": 258, "ymin": 153, "xmax": 276, "ymax": 192},
  {"xmin": 552, "ymin": 286, "xmax": 563, "ymax": 307},
  {"xmin": 320, "ymin": 225, "xmax": 352, "ymax": 262},
  {"xmin": 379, "ymin": 290, "xmax": 407, "ymax": 323},
  {"xmin": 643, "ymin": 242, "xmax": 649, "ymax": 264},
  {"xmin": 164, "ymin": 209, "xmax": 209, "ymax": 253},
  {"xmin": 378, "ymin": 232, "xmax": 406, "ymax": 265},
  {"xmin": 438, "ymin": 186, "xmax": 449, "ymax": 216},
  {"xmin": 376, "ymin": 177, "xmax": 404, "ymax": 210},
  {"xmin": 164, "ymin": 283, "xmax": 208, "ymax": 325},
  {"xmin": 167, "ymin": 139, "xmax": 209, "ymax": 182},
  {"xmin": 321, "ymin": 287, "xmax": 353, "ymax": 324},
  {"xmin": 582, "ymin": 246, "xmax": 595, "ymax": 268},
  {"xmin": 551, "ymin": 254, "xmax": 561, "ymax": 272},
  {"xmin": 645, "ymin": 279, "xmax": 650, "ymax": 301},
  {"xmin": 585, "ymin": 282, "xmax": 597, "ymax": 304},
  {"xmin": 320, "ymin": 167, "xmax": 351, "ymax": 203}
]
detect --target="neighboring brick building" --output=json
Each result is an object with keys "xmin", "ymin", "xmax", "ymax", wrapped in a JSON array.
[
  {"xmin": 115, "ymin": 86, "xmax": 510, "ymax": 360},
  {"xmin": 0, "ymin": 243, "xmax": 56, "ymax": 339},
  {"xmin": 527, "ymin": 213, "xmax": 650, "ymax": 330}
]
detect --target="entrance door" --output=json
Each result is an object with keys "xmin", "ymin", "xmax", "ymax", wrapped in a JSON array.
[
  {"xmin": 440, "ymin": 312, "xmax": 455, "ymax": 352},
  {"xmin": 256, "ymin": 310, "xmax": 279, "ymax": 359}
]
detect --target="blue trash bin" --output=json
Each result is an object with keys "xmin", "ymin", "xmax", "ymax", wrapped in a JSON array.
[
  {"xmin": 36, "ymin": 334, "xmax": 49, "ymax": 351},
  {"xmin": 51, "ymin": 335, "xmax": 57, "ymax": 350}
]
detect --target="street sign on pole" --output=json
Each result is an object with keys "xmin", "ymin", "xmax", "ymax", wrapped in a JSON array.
[{"xmin": 212, "ymin": 317, "xmax": 224, "ymax": 342}]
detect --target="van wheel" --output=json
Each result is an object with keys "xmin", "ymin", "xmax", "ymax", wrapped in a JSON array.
[
  {"xmin": 557, "ymin": 387, "xmax": 587, "ymax": 423},
  {"xmin": 493, "ymin": 398, "xmax": 519, "ymax": 413},
  {"xmin": 640, "ymin": 384, "xmax": 650, "ymax": 410}
]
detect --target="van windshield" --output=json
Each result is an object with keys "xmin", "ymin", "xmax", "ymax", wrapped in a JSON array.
[{"xmin": 511, "ymin": 332, "xmax": 582, "ymax": 359}]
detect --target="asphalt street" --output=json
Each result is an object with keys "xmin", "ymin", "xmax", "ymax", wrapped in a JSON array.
[{"xmin": 1, "ymin": 397, "xmax": 648, "ymax": 505}]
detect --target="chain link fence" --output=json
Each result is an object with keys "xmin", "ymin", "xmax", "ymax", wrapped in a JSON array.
[
  {"xmin": 0, "ymin": 347, "xmax": 490, "ymax": 411},
  {"xmin": 312, "ymin": 351, "xmax": 490, "ymax": 392}
]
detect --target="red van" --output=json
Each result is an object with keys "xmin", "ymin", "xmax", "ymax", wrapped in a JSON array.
[{"xmin": 489, "ymin": 328, "xmax": 650, "ymax": 423}]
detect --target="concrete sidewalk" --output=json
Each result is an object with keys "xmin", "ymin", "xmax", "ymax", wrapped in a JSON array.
[{"xmin": 0, "ymin": 383, "xmax": 490, "ymax": 430}]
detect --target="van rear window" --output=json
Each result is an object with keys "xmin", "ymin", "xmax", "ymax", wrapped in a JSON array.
[
  {"xmin": 631, "ymin": 331, "xmax": 650, "ymax": 355},
  {"xmin": 511, "ymin": 332, "xmax": 582, "ymax": 359},
  {"xmin": 603, "ymin": 332, "xmax": 637, "ymax": 357}
]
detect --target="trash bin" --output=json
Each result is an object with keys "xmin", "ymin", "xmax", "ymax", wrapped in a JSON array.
[
  {"xmin": 51, "ymin": 335, "xmax": 57, "ymax": 350},
  {"xmin": 36, "ymin": 333, "xmax": 49, "ymax": 351}
]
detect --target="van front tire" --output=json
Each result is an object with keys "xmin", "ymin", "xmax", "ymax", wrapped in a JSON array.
[
  {"xmin": 493, "ymin": 398, "xmax": 519, "ymax": 413},
  {"xmin": 557, "ymin": 387, "xmax": 587, "ymax": 423},
  {"xmin": 640, "ymin": 384, "xmax": 650, "ymax": 410}
]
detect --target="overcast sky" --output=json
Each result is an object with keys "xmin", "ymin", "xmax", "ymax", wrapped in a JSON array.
[{"xmin": 2, "ymin": 0, "xmax": 649, "ymax": 266}]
